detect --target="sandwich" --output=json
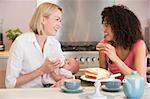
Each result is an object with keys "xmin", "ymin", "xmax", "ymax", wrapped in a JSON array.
[{"xmin": 84, "ymin": 68, "xmax": 110, "ymax": 80}]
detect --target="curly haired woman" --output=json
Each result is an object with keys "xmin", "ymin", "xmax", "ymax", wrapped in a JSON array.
[{"xmin": 96, "ymin": 5, "xmax": 148, "ymax": 83}]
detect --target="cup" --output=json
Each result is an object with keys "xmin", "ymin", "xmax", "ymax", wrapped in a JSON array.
[
  {"xmin": 105, "ymin": 79, "xmax": 121, "ymax": 89},
  {"xmin": 64, "ymin": 79, "xmax": 81, "ymax": 90}
]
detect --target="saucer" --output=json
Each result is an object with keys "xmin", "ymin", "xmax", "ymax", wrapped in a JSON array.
[
  {"xmin": 61, "ymin": 86, "xmax": 84, "ymax": 93},
  {"xmin": 101, "ymin": 85, "xmax": 122, "ymax": 92}
]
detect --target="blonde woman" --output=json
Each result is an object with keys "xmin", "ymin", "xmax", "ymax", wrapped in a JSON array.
[{"xmin": 5, "ymin": 2, "xmax": 78, "ymax": 88}]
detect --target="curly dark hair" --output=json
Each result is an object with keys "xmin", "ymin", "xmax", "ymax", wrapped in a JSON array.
[{"xmin": 101, "ymin": 5, "xmax": 143, "ymax": 49}]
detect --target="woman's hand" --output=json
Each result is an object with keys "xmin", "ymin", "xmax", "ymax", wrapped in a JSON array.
[
  {"xmin": 96, "ymin": 43, "xmax": 119, "ymax": 63},
  {"xmin": 40, "ymin": 58, "xmax": 61, "ymax": 75}
]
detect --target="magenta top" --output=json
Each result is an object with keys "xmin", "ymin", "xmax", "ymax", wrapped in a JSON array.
[{"xmin": 100, "ymin": 40, "xmax": 148, "ymax": 81}]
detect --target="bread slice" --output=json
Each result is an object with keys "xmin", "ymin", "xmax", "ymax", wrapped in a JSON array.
[{"xmin": 85, "ymin": 68, "xmax": 110, "ymax": 80}]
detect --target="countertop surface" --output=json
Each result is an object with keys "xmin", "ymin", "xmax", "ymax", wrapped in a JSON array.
[
  {"xmin": 0, "ymin": 50, "xmax": 150, "ymax": 58},
  {"xmin": 0, "ymin": 50, "xmax": 150, "ymax": 71},
  {"xmin": 0, "ymin": 50, "xmax": 9, "ymax": 58},
  {"xmin": 0, "ymin": 50, "xmax": 150, "ymax": 61},
  {"xmin": 0, "ymin": 86, "xmax": 150, "ymax": 99}
]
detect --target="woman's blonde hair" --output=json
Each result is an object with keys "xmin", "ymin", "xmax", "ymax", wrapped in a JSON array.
[{"xmin": 29, "ymin": 2, "xmax": 62, "ymax": 35}]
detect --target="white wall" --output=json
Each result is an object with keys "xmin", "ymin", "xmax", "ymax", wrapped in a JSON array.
[
  {"xmin": 115, "ymin": 0, "xmax": 150, "ymax": 48},
  {"xmin": 0, "ymin": 0, "xmax": 36, "ymax": 49},
  {"xmin": 0, "ymin": 0, "xmax": 150, "ymax": 49},
  {"xmin": 148, "ymin": 0, "xmax": 150, "ymax": 19},
  {"xmin": 115, "ymin": 0, "xmax": 149, "ymax": 31}
]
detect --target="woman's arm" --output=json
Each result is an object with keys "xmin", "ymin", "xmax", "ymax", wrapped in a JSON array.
[
  {"xmin": 114, "ymin": 41, "xmax": 147, "ymax": 77},
  {"xmin": 112, "ymin": 56, "xmax": 133, "ymax": 75},
  {"xmin": 133, "ymin": 41, "xmax": 147, "ymax": 77},
  {"xmin": 98, "ymin": 43, "xmax": 133, "ymax": 75},
  {"xmin": 97, "ymin": 43, "xmax": 108, "ymax": 69},
  {"xmin": 15, "ymin": 67, "xmax": 44, "ymax": 87},
  {"xmin": 15, "ymin": 59, "xmax": 60, "ymax": 87},
  {"xmin": 98, "ymin": 51, "xmax": 107, "ymax": 69},
  {"xmin": 97, "ymin": 41, "xmax": 147, "ymax": 77}
]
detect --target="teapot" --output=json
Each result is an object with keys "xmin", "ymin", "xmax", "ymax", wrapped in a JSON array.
[{"xmin": 122, "ymin": 71, "xmax": 144, "ymax": 99}]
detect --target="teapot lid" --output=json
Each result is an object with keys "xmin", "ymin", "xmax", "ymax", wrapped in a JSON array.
[{"xmin": 125, "ymin": 71, "xmax": 142, "ymax": 79}]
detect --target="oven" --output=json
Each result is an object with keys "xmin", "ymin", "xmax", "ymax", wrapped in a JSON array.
[
  {"xmin": 61, "ymin": 41, "xmax": 99, "ymax": 68},
  {"xmin": 61, "ymin": 41, "xmax": 99, "ymax": 80}
]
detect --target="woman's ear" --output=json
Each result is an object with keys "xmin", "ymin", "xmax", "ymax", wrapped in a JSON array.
[{"xmin": 41, "ymin": 16, "xmax": 45, "ymax": 25}]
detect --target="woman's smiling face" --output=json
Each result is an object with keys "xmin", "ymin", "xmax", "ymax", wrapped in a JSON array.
[
  {"xmin": 102, "ymin": 21, "xmax": 114, "ymax": 42},
  {"xmin": 42, "ymin": 10, "xmax": 62, "ymax": 36}
]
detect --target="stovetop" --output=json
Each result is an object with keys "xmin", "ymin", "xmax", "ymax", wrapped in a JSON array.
[{"xmin": 60, "ymin": 41, "xmax": 98, "ymax": 51}]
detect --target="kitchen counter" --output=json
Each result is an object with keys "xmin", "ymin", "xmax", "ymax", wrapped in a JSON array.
[
  {"xmin": 0, "ymin": 86, "xmax": 150, "ymax": 99},
  {"xmin": 0, "ymin": 50, "xmax": 150, "ymax": 71},
  {"xmin": 0, "ymin": 50, "xmax": 9, "ymax": 58},
  {"xmin": 0, "ymin": 50, "xmax": 9, "ymax": 70},
  {"xmin": 0, "ymin": 50, "xmax": 149, "ymax": 58}
]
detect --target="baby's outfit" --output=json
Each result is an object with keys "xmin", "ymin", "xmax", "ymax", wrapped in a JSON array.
[
  {"xmin": 42, "ymin": 67, "xmax": 75, "ymax": 87},
  {"xmin": 42, "ymin": 44, "xmax": 66, "ymax": 87}
]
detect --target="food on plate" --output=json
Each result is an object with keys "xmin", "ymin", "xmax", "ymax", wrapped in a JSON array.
[{"xmin": 84, "ymin": 68, "xmax": 110, "ymax": 80}]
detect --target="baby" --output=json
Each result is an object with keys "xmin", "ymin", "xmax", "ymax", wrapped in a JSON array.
[{"xmin": 42, "ymin": 58, "xmax": 80, "ymax": 87}]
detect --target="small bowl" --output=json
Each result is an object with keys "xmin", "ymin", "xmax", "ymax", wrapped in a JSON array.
[
  {"xmin": 105, "ymin": 79, "xmax": 121, "ymax": 89},
  {"xmin": 64, "ymin": 79, "xmax": 81, "ymax": 90}
]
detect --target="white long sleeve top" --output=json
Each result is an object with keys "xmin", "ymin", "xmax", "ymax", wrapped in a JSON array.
[
  {"xmin": 42, "ymin": 68, "xmax": 75, "ymax": 84},
  {"xmin": 5, "ymin": 32, "xmax": 65, "ymax": 88}
]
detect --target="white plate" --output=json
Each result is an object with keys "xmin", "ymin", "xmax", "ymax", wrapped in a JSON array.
[
  {"xmin": 61, "ymin": 86, "xmax": 84, "ymax": 93},
  {"xmin": 101, "ymin": 85, "xmax": 122, "ymax": 92},
  {"xmin": 80, "ymin": 75, "xmax": 112, "ymax": 82}
]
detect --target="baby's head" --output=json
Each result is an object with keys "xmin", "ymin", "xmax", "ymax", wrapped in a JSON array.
[{"xmin": 63, "ymin": 58, "xmax": 79, "ymax": 74}]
